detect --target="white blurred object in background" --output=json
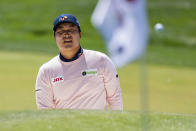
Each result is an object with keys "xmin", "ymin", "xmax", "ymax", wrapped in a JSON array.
[
  {"xmin": 91, "ymin": 0, "xmax": 148, "ymax": 68},
  {"xmin": 154, "ymin": 23, "xmax": 164, "ymax": 32}
]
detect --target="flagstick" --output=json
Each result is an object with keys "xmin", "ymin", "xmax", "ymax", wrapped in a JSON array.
[{"xmin": 139, "ymin": 51, "xmax": 150, "ymax": 131}]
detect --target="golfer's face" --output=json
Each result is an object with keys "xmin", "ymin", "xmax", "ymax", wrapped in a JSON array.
[{"xmin": 55, "ymin": 23, "xmax": 81, "ymax": 52}]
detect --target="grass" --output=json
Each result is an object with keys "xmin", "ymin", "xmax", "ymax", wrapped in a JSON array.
[
  {"xmin": 0, "ymin": 110, "xmax": 195, "ymax": 131},
  {"xmin": 0, "ymin": 0, "xmax": 196, "ymax": 63}
]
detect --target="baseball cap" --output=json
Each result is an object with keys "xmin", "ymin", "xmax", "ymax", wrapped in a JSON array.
[{"xmin": 53, "ymin": 14, "xmax": 81, "ymax": 32}]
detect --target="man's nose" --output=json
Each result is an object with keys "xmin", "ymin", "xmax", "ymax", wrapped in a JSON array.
[{"xmin": 63, "ymin": 33, "xmax": 71, "ymax": 38}]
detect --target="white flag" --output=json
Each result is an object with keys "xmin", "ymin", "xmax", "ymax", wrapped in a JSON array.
[{"xmin": 91, "ymin": 0, "xmax": 148, "ymax": 67}]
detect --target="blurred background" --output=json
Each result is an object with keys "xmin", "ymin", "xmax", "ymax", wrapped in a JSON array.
[{"xmin": 0, "ymin": 0, "xmax": 195, "ymax": 113}]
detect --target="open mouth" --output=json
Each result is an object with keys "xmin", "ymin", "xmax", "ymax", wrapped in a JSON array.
[{"xmin": 63, "ymin": 40, "xmax": 72, "ymax": 43}]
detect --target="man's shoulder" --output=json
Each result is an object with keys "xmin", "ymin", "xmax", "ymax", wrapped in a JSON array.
[
  {"xmin": 83, "ymin": 49, "xmax": 109, "ymax": 60},
  {"xmin": 83, "ymin": 49, "xmax": 115, "ymax": 68},
  {"xmin": 39, "ymin": 55, "xmax": 59, "ymax": 71},
  {"xmin": 83, "ymin": 49, "xmax": 117, "ymax": 72}
]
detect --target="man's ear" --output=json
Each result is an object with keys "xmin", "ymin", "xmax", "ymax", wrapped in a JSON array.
[{"xmin": 79, "ymin": 32, "xmax": 82, "ymax": 38}]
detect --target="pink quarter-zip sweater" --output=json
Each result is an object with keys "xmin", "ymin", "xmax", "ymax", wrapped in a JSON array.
[{"xmin": 35, "ymin": 49, "xmax": 123, "ymax": 110}]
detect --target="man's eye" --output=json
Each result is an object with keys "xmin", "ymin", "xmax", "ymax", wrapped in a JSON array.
[
  {"xmin": 57, "ymin": 32, "xmax": 63, "ymax": 34},
  {"xmin": 70, "ymin": 29, "xmax": 78, "ymax": 33}
]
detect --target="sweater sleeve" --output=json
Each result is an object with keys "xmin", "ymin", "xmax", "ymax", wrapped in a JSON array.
[
  {"xmin": 103, "ymin": 56, "xmax": 123, "ymax": 110},
  {"xmin": 35, "ymin": 66, "xmax": 55, "ymax": 109}
]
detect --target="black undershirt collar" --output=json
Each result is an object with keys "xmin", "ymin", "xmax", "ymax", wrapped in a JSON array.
[{"xmin": 59, "ymin": 47, "xmax": 83, "ymax": 62}]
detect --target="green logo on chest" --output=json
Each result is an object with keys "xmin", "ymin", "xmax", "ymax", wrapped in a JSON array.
[{"xmin": 82, "ymin": 69, "xmax": 98, "ymax": 76}]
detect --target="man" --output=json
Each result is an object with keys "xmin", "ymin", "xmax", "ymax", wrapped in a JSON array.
[{"xmin": 35, "ymin": 14, "xmax": 123, "ymax": 110}]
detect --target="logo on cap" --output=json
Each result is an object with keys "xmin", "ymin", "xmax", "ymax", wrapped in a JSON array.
[{"xmin": 61, "ymin": 16, "xmax": 68, "ymax": 21}]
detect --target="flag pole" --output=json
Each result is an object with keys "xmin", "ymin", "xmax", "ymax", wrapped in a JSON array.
[{"xmin": 139, "ymin": 51, "xmax": 150, "ymax": 131}]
